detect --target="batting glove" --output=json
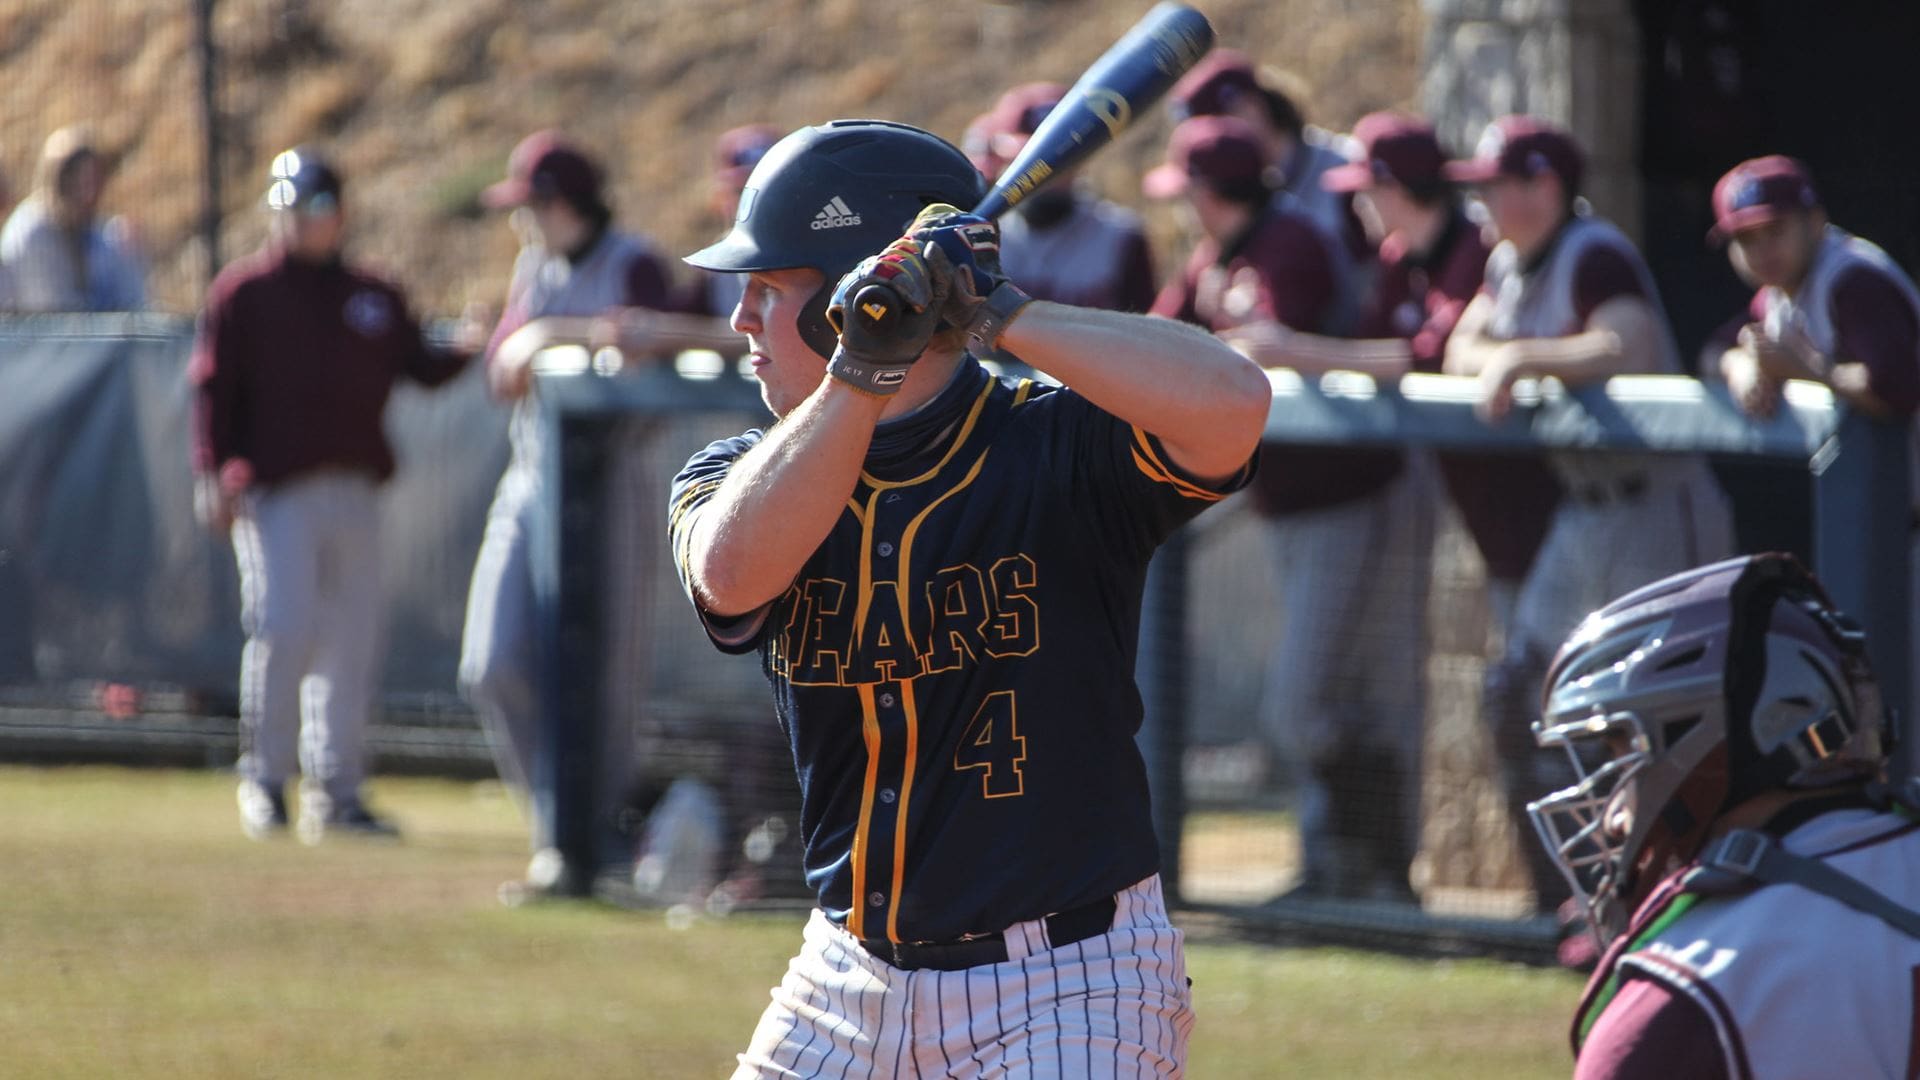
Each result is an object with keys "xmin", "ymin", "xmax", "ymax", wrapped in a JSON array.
[
  {"xmin": 825, "ymin": 236, "xmax": 949, "ymax": 396},
  {"xmin": 909, "ymin": 204, "xmax": 1033, "ymax": 353}
]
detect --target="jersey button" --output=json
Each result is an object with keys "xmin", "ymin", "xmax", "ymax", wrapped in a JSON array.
[
  {"xmin": 879, "ymin": 788, "xmax": 896, "ymax": 804},
  {"xmin": 877, "ymin": 541, "xmax": 895, "ymax": 557},
  {"xmin": 879, "ymin": 692, "xmax": 896, "ymax": 707},
  {"xmin": 868, "ymin": 891, "xmax": 885, "ymax": 908}
]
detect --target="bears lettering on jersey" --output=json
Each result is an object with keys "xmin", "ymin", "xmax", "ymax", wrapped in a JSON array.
[{"xmin": 772, "ymin": 554, "xmax": 1040, "ymax": 686}]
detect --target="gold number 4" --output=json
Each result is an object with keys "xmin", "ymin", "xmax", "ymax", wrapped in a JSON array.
[{"xmin": 954, "ymin": 690, "xmax": 1027, "ymax": 798}]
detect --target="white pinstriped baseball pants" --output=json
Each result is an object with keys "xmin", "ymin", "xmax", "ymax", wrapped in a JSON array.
[{"xmin": 732, "ymin": 875, "xmax": 1194, "ymax": 1079}]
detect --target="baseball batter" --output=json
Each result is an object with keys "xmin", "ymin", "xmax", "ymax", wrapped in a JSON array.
[
  {"xmin": 672, "ymin": 120, "xmax": 1268, "ymax": 1077},
  {"xmin": 191, "ymin": 149, "xmax": 474, "ymax": 841},
  {"xmin": 1527, "ymin": 554, "xmax": 1916, "ymax": 1078}
]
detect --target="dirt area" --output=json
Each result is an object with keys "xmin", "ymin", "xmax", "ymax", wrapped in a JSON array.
[{"xmin": 5, "ymin": 0, "xmax": 1422, "ymax": 313}]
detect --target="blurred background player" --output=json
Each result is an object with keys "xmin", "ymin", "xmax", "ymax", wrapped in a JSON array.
[
  {"xmin": 1169, "ymin": 50, "xmax": 1352, "ymax": 252},
  {"xmin": 1148, "ymin": 115, "xmax": 1422, "ymax": 902},
  {"xmin": 1169, "ymin": 49, "xmax": 1369, "ymax": 326},
  {"xmin": 973, "ymin": 82, "xmax": 1157, "ymax": 314},
  {"xmin": 191, "ymin": 148, "xmax": 475, "ymax": 842},
  {"xmin": 458, "ymin": 130, "xmax": 687, "ymax": 898},
  {"xmin": 1443, "ymin": 116, "xmax": 1732, "ymax": 921},
  {"xmin": 1528, "ymin": 554, "xmax": 1914, "ymax": 1078},
  {"xmin": 0, "ymin": 125, "xmax": 146, "ymax": 312},
  {"xmin": 1707, "ymin": 155, "xmax": 1920, "ymax": 744}
]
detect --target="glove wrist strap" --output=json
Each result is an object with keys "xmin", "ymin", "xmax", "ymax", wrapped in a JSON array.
[
  {"xmin": 965, "ymin": 282, "xmax": 1034, "ymax": 352},
  {"xmin": 827, "ymin": 347, "xmax": 913, "ymax": 397}
]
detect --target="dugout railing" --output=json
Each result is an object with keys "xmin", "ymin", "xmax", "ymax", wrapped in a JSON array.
[{"xmin": 533, "ymin": 357, "xmax": 1911, "ymax": 960}]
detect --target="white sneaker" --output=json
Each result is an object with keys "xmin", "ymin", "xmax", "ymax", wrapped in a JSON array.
[{"xmin": 237, "ymin": 780, "xmax": 288, "ymax": 841}]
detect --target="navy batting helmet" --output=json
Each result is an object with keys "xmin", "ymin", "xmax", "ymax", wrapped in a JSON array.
[{"xmin": 685, "ymin": 120, "xmax": 985, "ymax": 358}]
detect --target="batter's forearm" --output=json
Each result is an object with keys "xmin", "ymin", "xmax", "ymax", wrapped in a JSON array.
[
  {"xmin": 688, "ymin": 381, "xmax": 885, "ymax": 616},
  {"xmin": 1000, "ymin": 303, "xmax": 1269, "ymax": 482}
]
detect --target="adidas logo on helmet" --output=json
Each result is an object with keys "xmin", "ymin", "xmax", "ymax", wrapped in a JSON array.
[{"xmin": 810, "ymin": 196, "xmax": 862, "ymax": 230}]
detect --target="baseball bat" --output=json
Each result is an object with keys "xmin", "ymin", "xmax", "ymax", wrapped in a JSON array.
[{"xmin": 852, "ymin": 2, "xmax": 1214, "ymax": 335}]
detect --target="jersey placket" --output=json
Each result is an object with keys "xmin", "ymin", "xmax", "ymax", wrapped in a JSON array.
[{"xmin": 854, "ymin": 487, "xmax": 917, "ymax": 942}]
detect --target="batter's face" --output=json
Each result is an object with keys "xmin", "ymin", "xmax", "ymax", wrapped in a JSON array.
[
  {"xmin": 1728, "ymin": 212, "xmax": 1824, "ymax": 290},
  {"xmin": 733, "ymin": 266, "xmax": 828, "ymax": 417}
]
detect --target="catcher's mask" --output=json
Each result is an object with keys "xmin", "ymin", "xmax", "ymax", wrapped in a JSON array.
[{"xmin": 1526, "ymin": 553, "xmax": 1891, "ymax": 946}]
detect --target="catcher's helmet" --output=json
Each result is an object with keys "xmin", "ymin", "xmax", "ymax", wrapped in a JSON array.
[
  {"xmin": 1527, "ymin": 553, "xmax": 1891, "ymax": 945},
  {"xmin": 685, "ymin": 120, "xmax": 985, "ymax": 358}
]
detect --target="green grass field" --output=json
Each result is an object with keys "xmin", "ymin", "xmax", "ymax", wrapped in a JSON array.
[{"xmin": 0, "ymin": 766, "xmax": 1580, "ymax": 1078}]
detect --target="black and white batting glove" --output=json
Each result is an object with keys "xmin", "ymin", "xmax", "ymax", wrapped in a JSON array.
[{"xmin": 824, "ymin": 236, "xmax": 949, "ymax": 396}]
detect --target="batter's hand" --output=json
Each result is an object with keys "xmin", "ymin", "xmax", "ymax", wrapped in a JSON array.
[
  {"xmin": 824, "ymin": 236, "xmax": 948, "ymax": 396},
  {"xmin": 909, "ymin": 204, "xmax": 1033, "ymax": 352}
]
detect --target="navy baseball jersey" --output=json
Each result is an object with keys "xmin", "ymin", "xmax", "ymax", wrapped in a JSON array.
[{"xmin": 669, "ymin": 357, "xmax": 1250, "ymax": 943}]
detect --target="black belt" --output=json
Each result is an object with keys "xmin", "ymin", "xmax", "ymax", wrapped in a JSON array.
[
  {"xmin": 859, "ymin": 895, "xmax": 1118, "ymax": 972},
  {"xmin": 1569, "ymin": 472, "xmax": 1649, "ymax": 506}
]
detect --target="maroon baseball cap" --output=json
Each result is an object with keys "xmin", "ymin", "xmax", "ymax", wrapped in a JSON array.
[
  {"xmin": 1169, "ymin": 49, "xmax": 1261, "ymax": 122},
  {"xmin": 1708, "ymin": 155, "xmax": 1820, "ymax": 244},
  {"xmin": 713, "ymin": 124, "xmax": 782, "ymax": 188},
  {"xmin": 482, "ymin": 130, "xmax": 603, "ymax": 209},
  {"xmin": 1441, "ymin": 115, "xmax": 1585, "ymax": 193},
  {"xmin": 1321, "ymin": 112, "xmax": 1446, "ymax": 193},
  {"xmin": 1143, "ymin": 114, "xmax": 1269, "ymax": 199}
]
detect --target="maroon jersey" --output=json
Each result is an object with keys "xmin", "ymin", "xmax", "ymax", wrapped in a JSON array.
[
  {"xmin": 191, "ymin": 246, "xmax": 468, "ymax": 487},
  {"xmin": 1153, "ymin": 207, "xmax": 1402, "ymax": 515}
]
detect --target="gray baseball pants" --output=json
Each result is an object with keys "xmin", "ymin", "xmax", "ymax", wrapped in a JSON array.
[{"xmin": 232, "ymin": 469, "xmax": 384, "ymax": 804}]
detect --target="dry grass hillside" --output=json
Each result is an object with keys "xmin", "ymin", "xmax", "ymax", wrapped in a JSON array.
[{"xmin": 4, "ymin": 0, "xmax": 1420, "ymax": 314}]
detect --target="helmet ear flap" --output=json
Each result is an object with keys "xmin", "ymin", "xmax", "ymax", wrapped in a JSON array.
[{"xmin": 797, "ymin": 281, "xmax": 838, "ymax": 360}]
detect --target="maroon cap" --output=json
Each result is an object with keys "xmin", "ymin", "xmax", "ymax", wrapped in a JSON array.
[
  {"xmin": 1321, "ymin": 112, "xmax": 1446, "ymax": 193},
  {"xmin": 1441, "ymin": 115, "xmax": 1585, "ymax": 193},
  {"xmin": 713, "ymin": 124, "xmax": 782, "ymax": 188},
  {"xmin": 1143, "ymin": 114, "xmax": 1269, "ymax": 199},
  {"xmin": 482, "ymin": 130, "xmax": 603, "ymax": 210},
  {"xmin": 1709, "ymin": 155, "xmax": 1820, "ymax": 244},
  {"xmin": 1169, "ymin": 49, "xmax": 1261, "ymax": 122}
]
